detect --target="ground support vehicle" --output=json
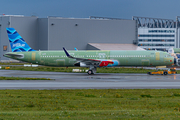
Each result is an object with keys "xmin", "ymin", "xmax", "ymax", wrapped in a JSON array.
[{"xmin": 147, "ymin": 68, "xmax": 177, "ymax": 75}]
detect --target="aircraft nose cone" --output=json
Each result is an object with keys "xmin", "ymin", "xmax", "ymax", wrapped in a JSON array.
[
  {"xmin": 174, "ymin": 58, "xmax": 180, "ymax": 66},
  {"xmin": 178, "ymin": 59, "xmax": 180, "ymax": 66},
  {"xmin": 174, "ymin": 58, "xmax": 177, "ymax": 65}
]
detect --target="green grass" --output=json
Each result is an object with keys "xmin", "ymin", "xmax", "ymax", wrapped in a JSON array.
[
  {"xmin": 0, "ymin": 76, "xmax": 51, "ymax": 80},
  {"xmin": 2, "ymin": 66, "xmax": 178, "ymax": 74},
  {"xmin": 0, "ymin": 62, "xmax": 24, "ymax": 65},
  {"xmin": 0, "ymin": 89, "xmax": 180, "ymax": 119}
]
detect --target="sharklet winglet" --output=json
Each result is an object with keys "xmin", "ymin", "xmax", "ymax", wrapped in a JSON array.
[{"xmin": 63, "ymin": 47, "xmax": 73, "ymax": 58}]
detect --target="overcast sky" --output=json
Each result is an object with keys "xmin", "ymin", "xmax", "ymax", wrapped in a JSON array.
[{"xmin": 0, "ymin": 0, "xmax": 180, "ymax": 20}]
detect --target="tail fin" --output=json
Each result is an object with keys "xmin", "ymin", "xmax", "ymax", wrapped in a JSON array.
[{"xmin": 6, "ymin": 28, "xmax": 35, "ymax": 52}]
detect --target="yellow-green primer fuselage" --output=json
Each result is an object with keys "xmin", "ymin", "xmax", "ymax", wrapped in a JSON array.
[{"xmin": 4, "ymin": 50, "xmax": 175, "ymax": 67}]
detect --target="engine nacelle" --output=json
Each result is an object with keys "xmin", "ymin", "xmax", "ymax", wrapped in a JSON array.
[{"xmin": 74, "ymin": 62, "xmax": 89, "ymax": 67}]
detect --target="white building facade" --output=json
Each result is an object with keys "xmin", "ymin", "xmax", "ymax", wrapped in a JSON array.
[
  {"xmin": 138, "ymin": 28, "xmax": 176, "ymax": 51},
  {"xmin": 133, "ymin": 16, "xmax": 178, "ymax": 51}
]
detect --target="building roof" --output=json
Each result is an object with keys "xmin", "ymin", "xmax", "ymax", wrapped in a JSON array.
[{"xmin": 87, "ymin": 43, "xmax": 145, "ymax": 50}]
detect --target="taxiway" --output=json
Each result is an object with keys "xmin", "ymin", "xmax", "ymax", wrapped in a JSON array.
[{"xmin": 0, "ymin": 70, "xmax": 179, "ymax": 89}]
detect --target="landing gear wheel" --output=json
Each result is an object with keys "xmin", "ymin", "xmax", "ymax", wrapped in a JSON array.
[
  {"xmin": 147, "ymin": 72, "xmax": 152, "ymax": 75},
  {"xmin": 164, "ymin": 72, "xmax": 168, "ymax": 75},
  {"xmin": 87, "ymin": 70, "xmax": 93, "ymax": 75}
]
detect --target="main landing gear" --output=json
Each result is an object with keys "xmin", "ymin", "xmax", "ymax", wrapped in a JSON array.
[{"xmin": 87, "ymin": 66, "xmax": 97, "ymax": 75}]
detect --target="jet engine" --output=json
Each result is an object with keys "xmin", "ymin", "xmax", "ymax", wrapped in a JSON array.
[{"xmin": 74, "ymin": 62, "xmax": 89, "ymax": 67}]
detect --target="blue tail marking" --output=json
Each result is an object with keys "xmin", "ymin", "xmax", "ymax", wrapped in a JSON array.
[{"xmin": 6, "ymin": 28, "xmax": 36, "ymax": 52}]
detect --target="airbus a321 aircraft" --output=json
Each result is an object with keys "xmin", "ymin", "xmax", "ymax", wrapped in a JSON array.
[{"xmin": 4, "ymin": 28, "xmax": 180, "ymax": 75}]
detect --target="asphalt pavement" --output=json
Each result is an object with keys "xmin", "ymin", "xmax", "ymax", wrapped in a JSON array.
[{"xmin": 0, "ymin": 70, "xmax": 179, "ymax": 89}]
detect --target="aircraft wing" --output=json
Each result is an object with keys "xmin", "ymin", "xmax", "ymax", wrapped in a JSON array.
[{"xmin": 63, "ymin": 47, "xmax": 101, "ymax": 66}]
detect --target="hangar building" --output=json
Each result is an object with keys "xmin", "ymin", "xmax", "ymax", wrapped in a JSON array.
[
  {"xmin": 133, "ymin": 16, "xmax": 180, "ymax": 51},
  {"xmin": 0, "ymin": 15, "xmax": 137, "ymax": 61}
]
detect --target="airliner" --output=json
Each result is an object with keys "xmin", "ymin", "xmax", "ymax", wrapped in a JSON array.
[{"xmin": 4, "ymin": 28, "xmax": 179, "ymax": 75}]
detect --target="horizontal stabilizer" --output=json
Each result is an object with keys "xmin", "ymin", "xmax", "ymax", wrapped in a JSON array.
[{"xmin": 4, "ymin": 53, "xmax": 24, "ymax": 58}]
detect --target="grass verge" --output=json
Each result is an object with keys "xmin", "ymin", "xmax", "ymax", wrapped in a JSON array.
[
  {"xmin": 0, "ymin": 76, "xmax": 51, "ymax": 80},
  {"xmin": 2, "ymin": 66, "xmax": 179, "ymax": 74},
  {"xmin": 0, "ymin": 89, "xmax": 180, "ymax": 119}
]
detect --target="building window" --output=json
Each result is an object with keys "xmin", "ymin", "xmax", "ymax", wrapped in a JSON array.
[
  {"xmin": 138, "ymin": 39, "xmax": 175, "ymax": 42},
  {"xmin": 139, "ymin": 35, "xmax": 175, "ymax": 37},
  {"xmin": 3, "ymin": 45, "xmax": 7, "ymax": 51},
  {"xmin": 148, "ymin": 30, "xmax": 175, "ymax": 33}
]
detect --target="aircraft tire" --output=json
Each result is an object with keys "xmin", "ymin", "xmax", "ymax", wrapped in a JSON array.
[
  {"xmin": 164, "ymin": 72, "xmax": 168, "ymax": 75},
  {"xmin": 87, "ymin": 70, "xmax": 93, "ymax": 75}
]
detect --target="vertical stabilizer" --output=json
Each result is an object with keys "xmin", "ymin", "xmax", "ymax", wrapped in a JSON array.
[{"xmin": 6, "ymin": 28, "xmax": 35, "ymax": 52}]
